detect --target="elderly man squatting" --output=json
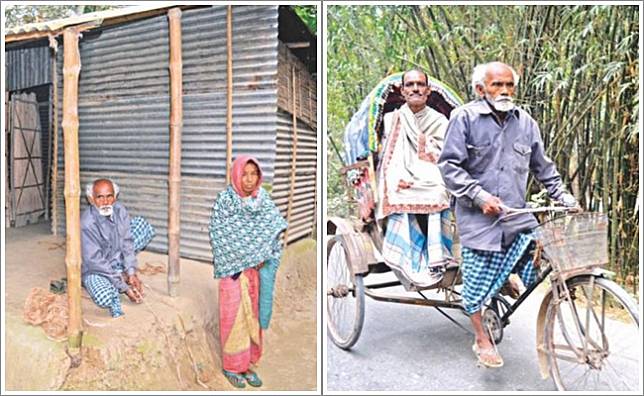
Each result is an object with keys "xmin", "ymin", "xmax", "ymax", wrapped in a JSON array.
[{"xmin": 81, "ymin": 178, "xmax": 154, "ymax": 317}]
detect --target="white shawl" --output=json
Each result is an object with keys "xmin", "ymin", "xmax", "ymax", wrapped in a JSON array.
[{"xmin": 376, "ymin": 104, "xmax": 450, "ymax": 219}]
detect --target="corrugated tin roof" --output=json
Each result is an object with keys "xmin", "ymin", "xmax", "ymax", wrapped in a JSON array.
[{"xmin": 5, "ymin": 5, "xmax": 175, "ymax": 41}]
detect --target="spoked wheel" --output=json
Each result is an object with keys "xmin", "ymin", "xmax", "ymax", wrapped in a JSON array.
[
  {"xmin": 544, "ymin": 275, "xmax": 640, "ymax": 391},
  {"xmin": 327, "ymin": 235, "xmax": 365, "ymax": 350},
  {"xmin": 482, "ymin": 297, "xmax": 504, "ymax": 344}
]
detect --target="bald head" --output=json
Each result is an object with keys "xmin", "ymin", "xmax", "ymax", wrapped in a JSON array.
[{"xmin": 93, "ymin": 179, "xmax": 114, "ymax": 193}]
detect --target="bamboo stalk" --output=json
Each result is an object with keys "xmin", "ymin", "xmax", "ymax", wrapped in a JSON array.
[
  {"xmin": 283, "ymin": 66, "xmax": 299, "ymax": 245},
  {"xmin": 45, "ymin": 83, "xmax": 52, "ymax": 221},
  {"xmin": 49, "ymin": 35, "xmax": 58, "ymax": 232},
  {"xmin": 167, "ymin": 8, "xmax": 183, "ymax": 297},
  {"xmin": 226, "ymin": 5, "xmax": 233, "ymax": 185},
  {"xmin": 62, "ymin": 27, "xmax": 82, "ymax": 349}
]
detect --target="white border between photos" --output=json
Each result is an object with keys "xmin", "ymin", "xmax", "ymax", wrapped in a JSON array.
[
  {"xmin": 1, "ymin": 1, "xmax": 321, "ymax": 395},
  {"xmin": 322, "ymin": 1, "xmax": 643, "ymax": 395}
]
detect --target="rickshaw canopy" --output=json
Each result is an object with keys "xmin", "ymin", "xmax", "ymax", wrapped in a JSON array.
[{"xmin": 343, "ymin": 72, "xmax": 464, "ymax": 165}]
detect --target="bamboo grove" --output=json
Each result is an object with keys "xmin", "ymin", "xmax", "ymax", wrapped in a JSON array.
[{"xmin": 327, "ymin": 5, "xmax": 640, "ymax": 293}]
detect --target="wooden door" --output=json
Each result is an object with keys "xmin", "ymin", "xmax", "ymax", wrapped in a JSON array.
[{"xmin": 8, "ymin": 92, "xmax": 46, "ymax": 227}]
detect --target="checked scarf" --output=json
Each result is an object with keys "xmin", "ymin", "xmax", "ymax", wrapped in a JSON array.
[{"xmin": 209, "ymin": 185, "xmax": 287, "ymax": 279}]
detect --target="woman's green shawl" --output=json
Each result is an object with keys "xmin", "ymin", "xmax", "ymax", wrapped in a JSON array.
[{"xmin": 209, "ymin": 186, "xmax": 287, "ymax": 279}]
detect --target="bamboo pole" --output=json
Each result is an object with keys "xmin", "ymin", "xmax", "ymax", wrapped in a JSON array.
[
  {"xmin": 62, "ymin": 27, "xmax": 82, "ymax": 349},
  {"xmin": 283, "ymin": 66, "xmax": 299, "ymax": 245},
  {"xmin": 49, "ymin": 35, "xmax": 59, "ymax": 231},
  {"xmin": 226, "ymin": 5, "xmax": 233, "ymax": 184},
  {"xmin": 167, "ymin": 8, "xmax": 183, "ymax": 297},
  {"xmin": 45, "ymin": 83, "xmax": 52, "ymax": 221}
]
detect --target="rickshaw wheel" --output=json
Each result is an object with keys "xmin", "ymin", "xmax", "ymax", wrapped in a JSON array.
[
  {"xmin": 327, "ymin": 235, "xmax": 365, "ymax": 350},
  {"xmin": 544, "ymin": 275, "xmax": 639, "ymax": 391},
  {"xmin": 482, "ymin": 302, "xmax": 503, "ymax": 344}
]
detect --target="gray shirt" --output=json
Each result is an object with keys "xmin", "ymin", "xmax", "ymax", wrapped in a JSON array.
[
  {"xmin": 438, "ymin": 99, "xmax": 567, "ymax": 252},
  {"xmin": 81, "ymin": 201, "xmax": 137, "ymax": 292}
]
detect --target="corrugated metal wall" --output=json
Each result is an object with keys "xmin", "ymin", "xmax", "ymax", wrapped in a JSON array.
[
  {"xmin": 181, "ymin": 5, "xmax": 279, "ymax": 179},
  {"xmin": 273, "ymin": 110, "xmax": 317, "ymax": 243},
  {"xmin": 53, "ymin": 5, "xmax": 287, "ymax": 262},
  {"xmin": 5, "ymin": 40, "xmax": 52, "ymax": 91}
]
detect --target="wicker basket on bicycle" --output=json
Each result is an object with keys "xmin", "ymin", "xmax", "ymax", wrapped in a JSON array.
[{"xmin": 534, "ymin": 212, "xmax": 609, "ymax": 274}]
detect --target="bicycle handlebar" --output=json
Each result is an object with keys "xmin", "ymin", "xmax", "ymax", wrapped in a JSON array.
[
  {"xmin": 499, "ymin": 204, "xmax": 581, "ymax": 220},
  {"xmin": 489, "ymin": 205, "xmax": 584, "ymax": 228}
]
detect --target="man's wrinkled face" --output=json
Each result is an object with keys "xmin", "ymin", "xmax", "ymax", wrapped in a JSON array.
[
  {"xmin": 401, "ymin": 70, "xmax": 429, "ymax": 110},
  {"xmin": 478, "ymin": 65, "xmax": 516, "ymax": 112},
  {"xmin": 241, "ymin": 162, "xmax": 260, "ymax": 197},
  {"xmin": 93, "ymin": 181, "xmax": 116, "ymax": 216}
]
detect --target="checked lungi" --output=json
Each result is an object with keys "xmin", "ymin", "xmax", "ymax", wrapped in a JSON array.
[
  {"xmin": 382, "ymin": 209, "xmax": 454, "ymax": 277},
  {"xmin": 461, "ymin": 232, "xmax": 536, "ymax": 315},
  {"xmin": 84, "ymin": 216, "xmax": 155, "ymax": 317}
]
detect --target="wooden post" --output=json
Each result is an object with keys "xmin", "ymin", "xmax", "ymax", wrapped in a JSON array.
[
  {"xmin": 62, "ymin": 27, "xmax": 82, "ymax": 349},
  {"xmin": 167, "ymin": 8, "xmax": 183, "ymax": 297},
  {"xmin": 283, "ymin": 66, "xmax": 299, "ymax": 245},
  {"xmin": 225, "ymin": 5, "xmax": 233, "ymax": 184}
]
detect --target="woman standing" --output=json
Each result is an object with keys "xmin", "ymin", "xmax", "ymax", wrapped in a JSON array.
[{"xmin": 208, "ymin": 155, "xmax": 287, "ymax": 388}]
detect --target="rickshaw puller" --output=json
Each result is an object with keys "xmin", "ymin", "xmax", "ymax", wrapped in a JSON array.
[{"xmin": 438, "ymin": 62, "xmax": 577, "ymax": 368}]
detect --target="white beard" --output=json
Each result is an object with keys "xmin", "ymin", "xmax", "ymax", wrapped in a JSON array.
[
  {"xmin": 486, "ymin": 94, "xmax": 515, "ymax": 112},
  {"xmin": 98, "ymin": 205, "xmax": 113, "ymax": 217}
]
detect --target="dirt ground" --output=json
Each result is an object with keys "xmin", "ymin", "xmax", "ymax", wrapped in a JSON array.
[{"xmin": 3, "ymin": 222, "xmax": 318, "ymax": 391}]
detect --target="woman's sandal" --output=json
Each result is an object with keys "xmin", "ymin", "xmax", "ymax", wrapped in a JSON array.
[
  {"xmin": 243, "ymin": 369, "xmax": 263, "ymax": 387},
  {"xmin": 222, "ymin": 369, "xmax": 246, "ymax": 388},
  {"xmin": 472, "ymin": 343, "xmax": 504, "ymax": 368}
]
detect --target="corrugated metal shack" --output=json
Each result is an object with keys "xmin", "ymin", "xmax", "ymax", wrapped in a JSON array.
[{"xmin": 5, "ymin": 5, "xmax": 318, "ymax": 262}]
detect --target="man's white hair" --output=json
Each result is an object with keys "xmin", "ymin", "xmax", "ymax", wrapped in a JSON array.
[
  {"xmin": 85, "ymin": 179, "xmax": 120, "ymax": 200},
  {"xmin": 471, "ymin": 62, "xmax": 520, "ymax": 95}
]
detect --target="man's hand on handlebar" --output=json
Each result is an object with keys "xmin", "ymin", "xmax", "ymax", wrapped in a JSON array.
[
  {"xmin": 481, "ymin": 196, "xmax": 504, "ymax": 216},
  {"xmin": 557, "ymin": 193, "xmax": 583, "ymax": 213}
]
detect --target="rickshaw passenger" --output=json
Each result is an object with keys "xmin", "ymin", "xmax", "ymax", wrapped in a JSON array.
[
  {"xmin": 376, "ymin": 69, "xmax": 453, "ymax": 288},
  {"xmin": 438, "ymin": 62, "xmax": 577, "ymax": 368}
]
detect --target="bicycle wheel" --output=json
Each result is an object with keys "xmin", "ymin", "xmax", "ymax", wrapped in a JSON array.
[
  {"xmin": 544, "ymin": 275, "xmax": 640, "ymax": 391},
  {"xmin": 327, "ymin": 235, "xmax": 365, "ymax": 350}
]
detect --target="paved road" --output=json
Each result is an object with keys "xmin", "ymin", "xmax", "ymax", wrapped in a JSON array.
[{"xmin": 326, "ymin": 272, "xmax": 560, "ymax": 392}]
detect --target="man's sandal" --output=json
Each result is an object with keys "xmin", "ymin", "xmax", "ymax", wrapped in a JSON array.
[
  {"xmin": 222, "ymin": 370, "xmax": 246, "ymax": 388},
  {"xmin": 243, "ymin": 369, "xmax": 263, "ymax": 387},
  {"xmin": 472, "ymin": 343, "xmax": 504, "ymax": 368}
]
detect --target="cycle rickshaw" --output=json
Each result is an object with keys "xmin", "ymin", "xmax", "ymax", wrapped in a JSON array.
[{"xmin": 327, "ymin": 72, "xmax": 640, "ymax": 391}]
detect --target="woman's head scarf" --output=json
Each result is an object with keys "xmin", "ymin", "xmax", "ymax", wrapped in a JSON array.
[{"xmin": 231, "ymin": 155, "xmax": 263, "ymax": 198}]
